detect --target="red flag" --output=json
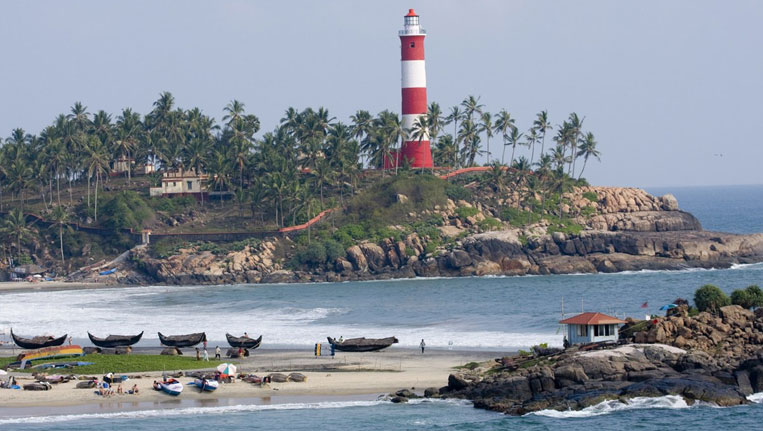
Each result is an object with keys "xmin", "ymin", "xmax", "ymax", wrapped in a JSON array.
[{"xmin": 641, "ymin": 301, "xmax": 648, "ymax": 308}]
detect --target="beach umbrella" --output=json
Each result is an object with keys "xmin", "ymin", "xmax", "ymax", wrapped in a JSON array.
[
  {"xmin": 216, "ymin": 363, "xmax": 237, "ymax": 376},
  {"xmin": 659, "ymin": 304, "xmax": 678, "ymax": 311}
]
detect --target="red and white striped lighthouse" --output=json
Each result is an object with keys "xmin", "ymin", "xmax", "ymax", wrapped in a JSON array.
[{"xmin": 398, "ymin": 9, "xmax": 433, "ymax": 168}]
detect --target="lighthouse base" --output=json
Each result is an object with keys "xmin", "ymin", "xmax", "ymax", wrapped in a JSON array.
[{"xmin": 383, "ymin": 141, "xmax": 433, "ymax": 169}]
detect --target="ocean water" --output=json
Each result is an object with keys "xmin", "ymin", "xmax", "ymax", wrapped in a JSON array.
[{"xmin": 1, "ymin": 185, "xmax": 762, "ymax": 429}]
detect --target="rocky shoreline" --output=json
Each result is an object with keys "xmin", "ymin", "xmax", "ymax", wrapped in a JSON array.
[
  {"xmin": 415, "ymin": 305, "xmax": 763, "ymax": 414},
  {"xmin": 74, "ymin": 186, "xmax": 763, "ymax": 286}
]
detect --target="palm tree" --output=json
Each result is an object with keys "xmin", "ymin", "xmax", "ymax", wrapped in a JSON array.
[
  {"xmin": 460, "ymin": 95, "xmax": 484, "ymax": 123},
  {"xmin": 550, "ymin": 144, "xmax": 570, "ymax": 171},
  {"xmin": 350, "ymin": 110, "xmax": 372, "ymax": 167},
  {"xmin": 67, "ymin": 102, "xmax": 91, "ymax": 131},
  {"xmin": 1, "ymin": 208, "xmax": 35, "ymax": 263},
  {"xmin": 493, "ymin": 110, "xmax": 515, "ymax": 164},
  {"xmin": 457, "ymin": 119, "xmax": 481, "ymax": 166},
  {"xmin": 433, "ymin": 135, "xmax": 456, "ymax": 168},
  {"xmin": 506, "ymin": 127, "xmax": 524, "ymax": 167},
  {"xmin": 426, "ymin": 102, "xmax": 443, "ymax": 146},
  {"xmin": 526, "ymin": 127, "xmax": 538, "ymax": 165},
  {"xmin": 445, "ymin": 106, "xmax": 462, "ymax": 168},
  {"xmin": 49, "ymin": 205, "xmax": 71, "ymax": 268},
  {"xmin": 312, "ymin": 158, "xmax": 334, "ymax": 206},
  {"xmin": 533, "ymin": 110, "xmax": 552, "ymax": 157},
  {"xmin": 576, "ymin": 132, "xmax": 601, "ymax": 180},
  {"xmin": 115, "ymin": 108, "xmax": 142, "ymax": 185},
  {"xmin": 480, "ymin": 112, "xmax": 493, "ymax": 164},
  {"xmin": 84, "ymin": 136, "xmax": 110, "ymax": 221},
  {"xmin": 567, "ymin": 113, "xmax": 584, "ymax": 176}
]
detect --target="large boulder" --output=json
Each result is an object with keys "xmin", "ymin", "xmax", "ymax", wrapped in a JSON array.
[
  {"xmin": 359, "ymin": 243, "xmax": 387, "ymax": 271},
  {"xmin": 346, "ymin": 245, "xmax": 368, "ymax": 272}
]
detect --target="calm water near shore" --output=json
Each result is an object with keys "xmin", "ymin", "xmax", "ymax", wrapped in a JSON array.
[{"xmin": 2, "ymin": 185, "xmax": 763, "ymax": 428}]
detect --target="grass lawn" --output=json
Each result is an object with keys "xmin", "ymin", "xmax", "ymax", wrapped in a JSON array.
[{"xmin": 0, "ymin": 354, "xmax": 231, "ymax": 375}]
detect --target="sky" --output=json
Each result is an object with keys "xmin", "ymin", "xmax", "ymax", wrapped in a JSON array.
[{"xmin": 1, "ymin": 0, "xmax": 761, "ymax": 188}]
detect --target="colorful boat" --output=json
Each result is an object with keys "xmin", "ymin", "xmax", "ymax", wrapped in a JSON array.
[
  {"xmin": 153, "ymin": 379, "xmax": 183, "ymax": 396},
  {"xmin": 18, "ymin": 345, "xmax": 84, "ymax": 364},
  {"xmin": 190, "ymin": 378, "xmax": 219, "ymax": 392}
]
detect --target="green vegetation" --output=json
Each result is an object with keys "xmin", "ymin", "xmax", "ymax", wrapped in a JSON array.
[
  {"xmin": 454, "ymin": 361, "xmax": 481, "ymax": 370},
  {"xmin": 499, "ymin": 207, "xmax": 542, "ymax": 227},
  {"xmin": 730, "ymin": 285, "xmax": 763, "ymax": 309},
  {"xmin": 455, "ymin": 206, "xmax": 479, "ymax": 219},
  {"xmin": 0, "ymin": 354, "xmax": 226, "ymax": 375},
  {"xmin": 149, "ymin": 237, "xmax": 261, "ymax": 259},
  {"xmin": 101, "ymin": 191, "xmax": 154, "ymax": 231},
  {"xmin": 582, "ymin": 191, "xmax": 598, "ymax": 202},
  {"xmin": 478, "ymin": 217, "xmax": 502, "ymax": 231},
  {"xmin": 694, "ymin": 284, "xmax": 731, "ymax": 314},
  {"xmin": 0, "ymin": 92, "xmax": 601, "ymax": 274}
]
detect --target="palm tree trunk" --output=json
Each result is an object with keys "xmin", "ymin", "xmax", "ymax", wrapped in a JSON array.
[
  {"xmin": 127, "ymin": 151, "xmax": 132, "ymax": 186},
  {"xmin": 501, "ymin": 142, "xmax": 507, "ymax": 165},
  {"xmin": 486, "ymin": 137, "xmax": 490, "ymax": 165},
  {"xmin": 577, "ymin": 158, "xmax": 588, "ymax": 181},
  {"xmin": 511, "ymin": 144, "xmax": 517, "ymax": 167},
  {"xmin": 87, "ymin": 175, "xmax": 91, "ymax": 209},
  {"xmin": 94, "ymin": 173, "xmax": 99, "ymax": 221},
  {"xmin": 59, "ymin": 224, "xmax": 65, "ymax": 267}
]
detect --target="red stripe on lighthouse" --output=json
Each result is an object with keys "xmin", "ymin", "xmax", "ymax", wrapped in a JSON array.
[
  {"xmin": 400, "ymin": 35, "xmax": 426, "ymax": 60},
  {"xmin": 402, "ymin": 88, "xmax": 427, "ymax": 115}
]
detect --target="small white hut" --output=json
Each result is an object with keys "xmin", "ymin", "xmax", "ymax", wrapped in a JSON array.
[{"xmin": 560, "ymin": 312, "xmax": 626, "ymax": 345}]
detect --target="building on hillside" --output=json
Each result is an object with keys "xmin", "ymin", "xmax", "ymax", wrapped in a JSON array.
[
  {"xmin": 111, "ymin": 158, "xmax": 156, "ymax": 176},
  {"xmin": 149, "ymin": 168, "xmax": 209, "ymax": 199},
  {"xmin": 559, "ymin": 312, "xmax": 626, "ymax": 346}
]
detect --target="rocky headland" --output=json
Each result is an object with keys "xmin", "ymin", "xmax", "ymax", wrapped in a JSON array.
[
  {"xmin": 426, "ymin": 304, "xmax": 763, "ymax": 414},
  {"xmin": 103, "ymin": 186, "xmax": 763, "ymax": 285}
]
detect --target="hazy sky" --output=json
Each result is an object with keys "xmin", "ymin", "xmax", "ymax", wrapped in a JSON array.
[{"xmin": 1, "ymin": 1, "xmax": 761, "ymax": 188}]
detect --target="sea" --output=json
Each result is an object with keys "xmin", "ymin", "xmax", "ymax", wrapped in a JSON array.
[{"xmin": 0, "ymin": 184, "xmax": 761, "ymax": 430}]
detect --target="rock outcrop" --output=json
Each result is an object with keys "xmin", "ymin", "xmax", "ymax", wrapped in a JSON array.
[{"xmin": 437, "ymin": 306, "xmax": 763, "ymax": 415}]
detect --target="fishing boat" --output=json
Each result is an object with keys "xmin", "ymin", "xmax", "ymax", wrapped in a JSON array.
[
  {"xmin": 153, "ymin": 379, "xmax": 183, "ymax": 396},
  {"xmin": 15, "ymin": 345, "xmax": 84, "ymax": 367},
  {"xmin": 157, "ymin": 332, "xmax": 206, "ymax": 348},
  {"xmin": 190, "ymin": 378, "xmax": 219, "ymax": 392},
  {"xmin": 225, "ymin": 333, "xmax": 262, "ymax": 349},
  {"xmin": 87, "ymin": 331, "xmax": 144, "ymax": 348},
  {"xmin": 327, "ymin": 336, "xmax": 399, "ymax": 352},
  {"xmin": 11, "ymin": 330, "xmax": 67, "ymax": 349}
]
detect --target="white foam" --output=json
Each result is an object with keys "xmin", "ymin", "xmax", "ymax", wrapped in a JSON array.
[
  {"xmin": 747, "ymin": 392, "xmax": 763, "ymax": 403},
  {"xmin": 0, "ymin": 400, "xmax": 389, "ymax": 425},
  {"xmin": 530, "ymin": 395, "xmax": 690, "ymax": 418},
  {"xmin": 0, "ymin": 285, "xmax": 559, "ymax": 350}
]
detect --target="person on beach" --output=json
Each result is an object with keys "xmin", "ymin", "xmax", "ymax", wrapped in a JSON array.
[
  {"xmin": 117, "ymin": 383, "xmax": 123, "ymax": 394},
  {"xmin": 129, "ymin": 384, "xmax": 139, "ymax": 395},
  {"xmin": 203, "ymin": 339, "xmax": 208, "ymax": 350},
  {"xmin": 196, "ymin": 348, "xmax": 201, "ymax": 361},
  {"xmin": 68, "ymin": 336, "xmax": 72, "ymax": 346},
  {"xmin": 203, "ymin": 348, "xmax": 209, "ymax": 361},
  {"xmin": 420, "ymin": 339, "xmax": 426, "ymax": 354},
  {"xmin": 215, "ymin": 346, "xmax": 221, "ymax": 359},
  {"xmin": 244, "ymin": 332, "xmax": 249, "ymax": 338}
]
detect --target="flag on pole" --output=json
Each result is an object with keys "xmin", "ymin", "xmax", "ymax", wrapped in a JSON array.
[{"xmin": 641, "ymin": 301, "xmax": 648, "ymax": 308}]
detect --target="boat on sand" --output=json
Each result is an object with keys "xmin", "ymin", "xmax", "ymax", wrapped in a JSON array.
[
  {"xmin": 11, "ymin": 330, "xmax": 68, "ymax": 349},
  {"xmin": 225, "ymin": 333, "xmax": 262, "ymax": 349},
  {"xmin": 153, "ymin": 379, "xmax": 183, "ymax": 396},
  {"xmin": 157, "ymin": 332, "xmax": 206, "ymax": 348},
  {"xmin": 87, "ymin": 331, "xmax": 144, "ymax": 348},
  {"xmin": 327, "ymin": 336, "xmax": 398, "ymax": 352}
]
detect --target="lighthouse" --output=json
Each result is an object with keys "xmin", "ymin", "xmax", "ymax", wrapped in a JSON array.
[{"xmin": 397, "ymin": 9, "xmax": 433, "ymax": 168}]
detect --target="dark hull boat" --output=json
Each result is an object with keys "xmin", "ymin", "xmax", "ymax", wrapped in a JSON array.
[
  {"xmin": 327, "ymin": 336, "xmax": 398, "ymax": 352},
  {"xmin": 11, "ymin": 330, "xmax": 68, "ymax": 350},
  {"xmin": 88, "ymin": 331, "xmax": 144, "ymax": 348},
  {"xmin": 225, "ymin": 334, "xmax": 262, "ymax": 349},
  {"xmin": 158, "ymin": 332, "xmax": 206, "ymax": 348}
]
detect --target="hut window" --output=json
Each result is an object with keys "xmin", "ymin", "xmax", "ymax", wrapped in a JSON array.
[
  {"xmin": 576, "ymin": 325, "xmax": 587, "ymax": 337},
  {"xmin": 187, "ymin": 181, "xmax": 193, "ymax": 190},
  {"xmin": 410, "ymin": 42, "xmax": 415, "ymax": 48}
]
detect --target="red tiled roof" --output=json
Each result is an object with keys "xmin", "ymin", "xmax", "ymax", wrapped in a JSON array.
[{"xmin": 559, "ymin": 312, "xmax": 626, "ymax": 325}]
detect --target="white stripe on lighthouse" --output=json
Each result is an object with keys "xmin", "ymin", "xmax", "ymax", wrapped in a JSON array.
[
  {"xmin": 401, "ymin": 60, "xmax": 427, "ymax": 88},
  {"xmin": 402, "ymin": 113, "xmax": 429, "ymax": 140}
]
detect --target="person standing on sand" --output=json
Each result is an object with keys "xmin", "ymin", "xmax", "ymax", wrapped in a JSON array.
[
  {"xmin": 203, "ymin": 339, "xmax": 207, "ymax": 350},
  {"xmin": 195, "ymin": 348, "xmax": 201, "ymax": 361},
  {"xmin": 203, "ymin": 348, "xmax": 209, "ymax": 361},
  {"xmin": 420, "ymin": 339, "xmax": 426, "ymax": 354},
  {"xmin": 215, "ymin": 346, "xmax": 221, "ymax": 359}
]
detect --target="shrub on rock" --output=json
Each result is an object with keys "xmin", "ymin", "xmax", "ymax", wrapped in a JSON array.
[{"xmin": 694, "ymin": 284, "xmax": 731, "ymax": 314}]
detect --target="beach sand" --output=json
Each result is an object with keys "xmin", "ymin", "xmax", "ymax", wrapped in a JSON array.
[{"xmin": 0, "ymin": 348, "xmax": 501, "ymax": 412}]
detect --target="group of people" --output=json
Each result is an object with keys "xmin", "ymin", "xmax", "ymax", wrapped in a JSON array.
[
  {"xmin": 95, "ymin": 378, "xmax": 139, "ymax": 397},
  {"xmin": 195, "ymin": 341, "xmax": 223, "ymax": 361}
]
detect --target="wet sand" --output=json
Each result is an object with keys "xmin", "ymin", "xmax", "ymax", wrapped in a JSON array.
[
  {"xmin": 0, "ymin": 348, "xmax": 502, "ymax": 413},
  {"xmin": 0, "ymin": 281, "xmax": 111, "ymax": 294}
]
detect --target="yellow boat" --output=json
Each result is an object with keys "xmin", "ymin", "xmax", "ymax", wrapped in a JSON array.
[{"xmin": 19, "ymin": 345, "xmax": 84, "ymax": 362}]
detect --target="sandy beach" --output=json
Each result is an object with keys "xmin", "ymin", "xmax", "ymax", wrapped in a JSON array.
[{"xmin": 0, "ymin": 348, "xmax": 500, "ymax": 414}]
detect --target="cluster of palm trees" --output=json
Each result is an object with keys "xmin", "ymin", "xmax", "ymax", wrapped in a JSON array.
[
  {"xmin": 0, "ymin": 91, "xmax": 602, "ymax": 267},
  {"xmin": 404, "ymin": 96, "xmax": 600, "ymax": 180}
]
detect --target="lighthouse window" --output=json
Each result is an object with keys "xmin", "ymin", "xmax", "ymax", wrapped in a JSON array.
[{"xmin": 410, "ymin": 42, "xmax": 415, "ymax": 48}]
